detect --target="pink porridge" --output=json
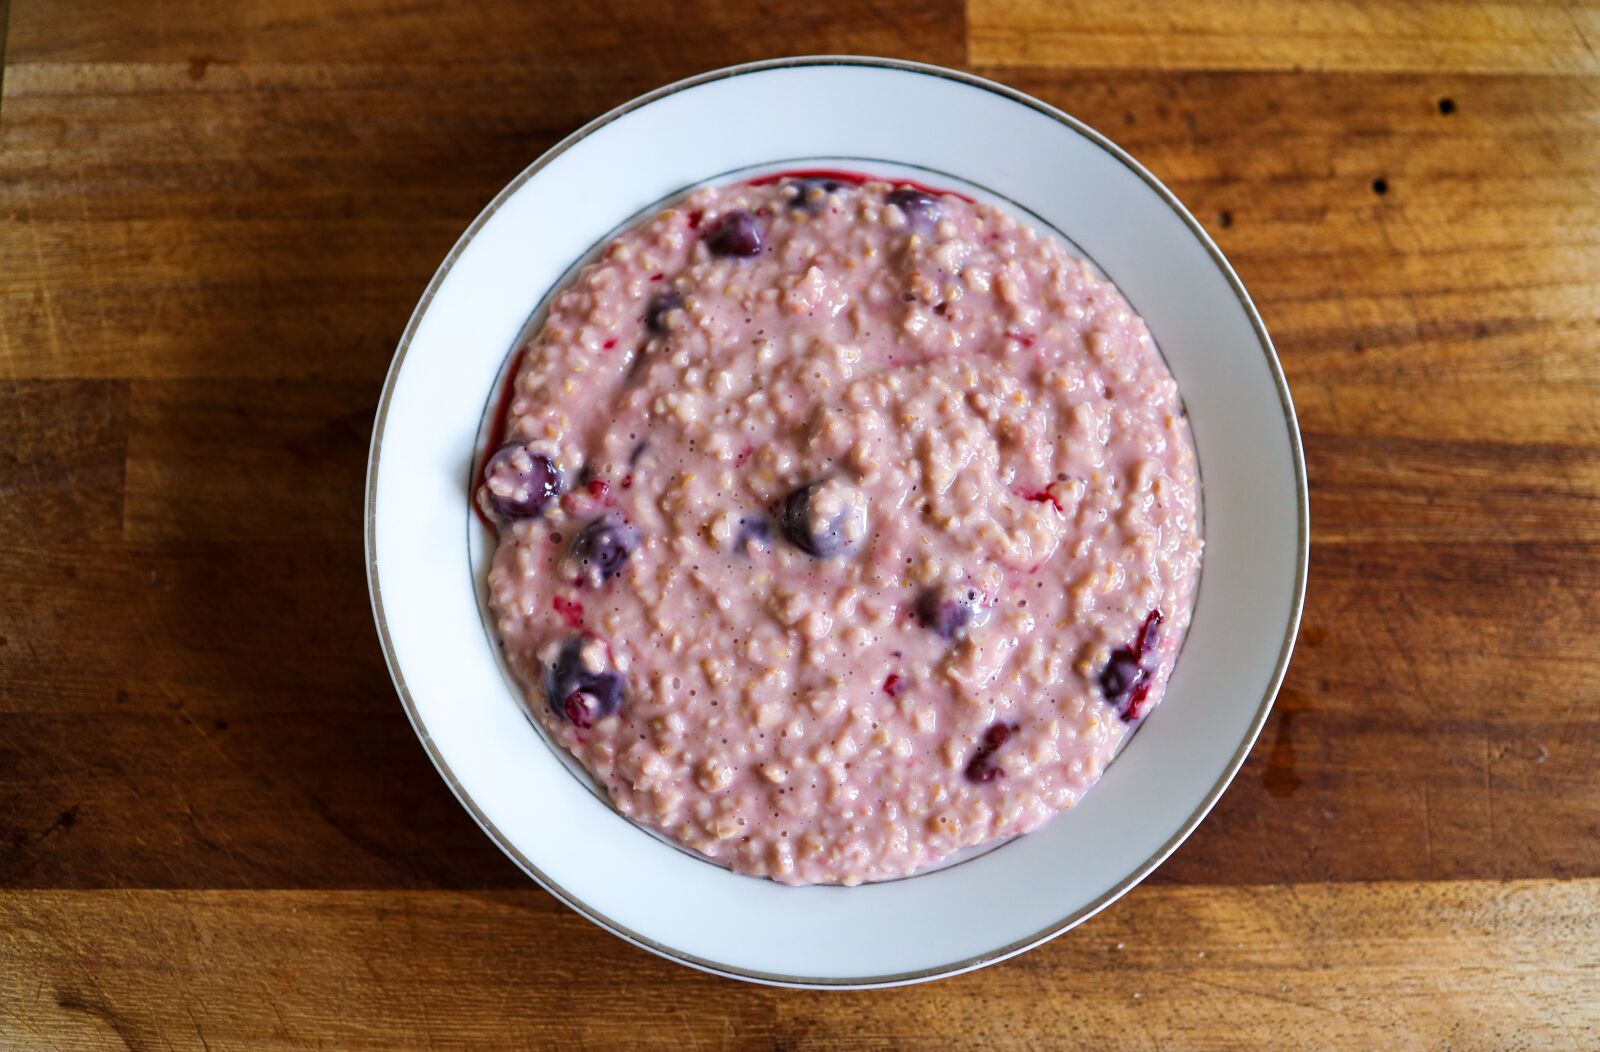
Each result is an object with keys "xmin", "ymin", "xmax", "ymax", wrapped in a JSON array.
[{"xmin": 477, "ymin": 173, "xmax": 1202, "ymax": 885}]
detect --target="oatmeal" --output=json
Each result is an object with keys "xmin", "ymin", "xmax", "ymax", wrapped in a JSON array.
[{"xmin": 478, "ymin": 172, "xmax": 1202, "ymax": 885}]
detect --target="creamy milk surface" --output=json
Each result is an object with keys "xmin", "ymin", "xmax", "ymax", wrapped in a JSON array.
[{"xmin": 477, "ymin": 175, "xmax": 1202, "ymax": 885}]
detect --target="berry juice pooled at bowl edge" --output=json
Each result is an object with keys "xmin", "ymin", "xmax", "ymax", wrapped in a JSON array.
[{"xmin": 477, "ymin": 174, "xmax": 1202, "ymax": 886}]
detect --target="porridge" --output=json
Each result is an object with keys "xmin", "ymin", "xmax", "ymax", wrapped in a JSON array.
[{"xmin": 477, "ymin": 172, "xmax": 1202, "ymax": 885}]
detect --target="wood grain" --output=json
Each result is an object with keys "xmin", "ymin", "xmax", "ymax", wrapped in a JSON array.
[
  {"xmin": 971, "ymin": 0, "xmax": 1600, "ymax": 74},
  {"xmin": 4, "ymin": 0, "xmax": 1599, "ymax": 1044},
  {"xmin": 1, "ymin": 881, "xmax": 1595, "ymax": 1049},
  {"xmin": 7, "ymin": 0, "xmax": 965, "ymax": 66}
]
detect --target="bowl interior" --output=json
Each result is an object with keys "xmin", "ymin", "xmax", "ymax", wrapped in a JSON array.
[
  {"xmin": 466, "ymin": 157, "xmax": 1185, "ymax": 879},
  {"xmin": 368, "ymin": 58, "xmax": 1305, "ymax": 987}
]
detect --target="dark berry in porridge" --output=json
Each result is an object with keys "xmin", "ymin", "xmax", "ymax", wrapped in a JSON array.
[
  {"xmin": 785, "ymin": 177, "xmax": 844, "ymax": 213},
  {"xmin": 735, "ymin": 516, "xmax": 773, "ymax": 553},
  {"xmin": 705, "ymin": 209, "xmax": 763, "ymax": 258},
  {"xmin": 480, "ymin": 442, "xmax": 563, "ymax": 521},
  {"xmin": 778, "ymin": 479, "xmax": 868, "ymax": 557},
  {"xmin": 569, "ymin": 516, "xmax": 638, "ymax": 586},
  {"xmin": 1099, "ymin": 609, "xmax": 1165, "ymax": 721},
  {"xmin": 644, "ymin": 290, "xmax": 684, "ymax": 335},
  {"xmin": 915, "ymin": 587, "xmax": 978, "ymax": 640},
  {"xmin": 885, "ymin": 187, "xmax": 941, "ymax": 230},
  {"xmin": 965, "ymin": 722, "xmax": 1016, "ymax": 784},
  {"xmin": 543, "ymin": 636, "xmax": 624, "ymax": 725}
]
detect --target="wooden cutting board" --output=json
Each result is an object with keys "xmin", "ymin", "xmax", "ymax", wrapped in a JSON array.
[{"xmin": 2, "ymin": 1, "xmax": 1596, "ymax": 1046}]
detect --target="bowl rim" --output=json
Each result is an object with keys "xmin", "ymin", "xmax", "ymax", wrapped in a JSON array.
[{"xmin": 364, "ymin": 54, "xmax": 1309, "ymax": 988}]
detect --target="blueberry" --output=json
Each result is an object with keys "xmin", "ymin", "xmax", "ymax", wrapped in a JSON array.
[
  {"xmin": 786, "ymin": 177, "xmax": 843, "ymax": 213},
  {"xmin": 480, "ymin": 442, "xmax": 563, "ymax": 520},
  {"xmin": 965, "ymin": 721, "xmax": 1016, "ymax": 783},
  {"xmin": 543, "ymin": 637, "xmax": 624, "ymax": 727},
  {"xmin": 571, "ymin": 516, "xmax": 637, "ymax": 585},
  {"xmin": 886, "ymin": 187, "xmax": 942, "ymax": 231},
  {"xmin": 779, "ymin": 479, "xmax": 866, "ymax": 557},
  {"xmin": 1099, "ymin": 609, "xmax": 1165, "ymax": 721},
  {"xmin": 966, "ymin": 757, "xmax": 1004, "ymax": 783},
  {"xmin": 644, "ymin": 290, "xmax": 683, "ymax": 335},
  {"xmin": 916, "ymin": 588, "xmax": 977, "ymax": 640},
  {"xmin": 735, "ymin": 516, "xmax": 772, "ymax": 553},
  {"xmin": 1098, "ymin": 650, "xmax": 1146, "ymax": 705},
  {"xmin": 705, "ymin": 210, "xmax": 763, "ymax": 258}
]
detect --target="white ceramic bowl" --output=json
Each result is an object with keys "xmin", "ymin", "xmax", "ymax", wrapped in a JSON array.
[{"xmin": 366, "ymin": 56, "xmax": 1307, "ymax": 988}]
